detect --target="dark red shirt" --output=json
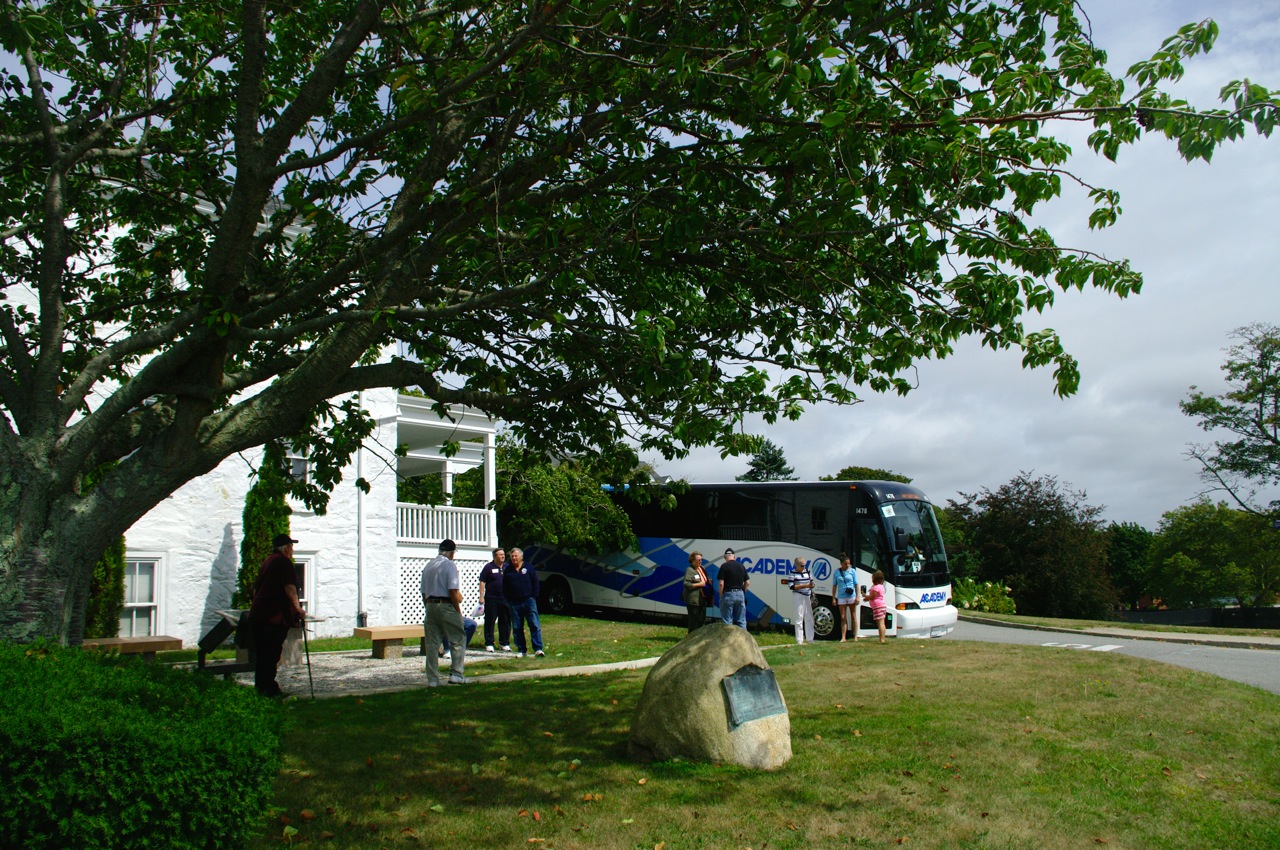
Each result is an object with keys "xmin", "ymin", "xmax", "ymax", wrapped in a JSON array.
[{"xmin": 250, "ymin": 552, "xmax": 299, "ymax": 625}]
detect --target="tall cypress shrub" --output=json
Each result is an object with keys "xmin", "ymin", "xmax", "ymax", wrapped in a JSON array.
[
  {"xmin": 235, "ymin": 441, "xmax": 292, "ymax": 608},
  {"xmin": 84, "ymin": 535, "xmax": 126, "ymax": 639}
]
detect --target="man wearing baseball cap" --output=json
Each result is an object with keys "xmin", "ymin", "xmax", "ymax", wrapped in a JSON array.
[
  {"xmin": 717, "ymin": 548, "xmax": 749, "ymax": 629},
  {"xmin": 421, "ymin": 538, "xmax": 468, "ymax": 685},
  {"xmin": 249, "ymin": 533, "xmax": 305, "ymax": 696}
]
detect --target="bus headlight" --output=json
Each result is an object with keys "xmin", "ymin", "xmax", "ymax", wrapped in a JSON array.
[{"xmin": 895, "ymin": 602, "xmax": 919, "ymax": 611}]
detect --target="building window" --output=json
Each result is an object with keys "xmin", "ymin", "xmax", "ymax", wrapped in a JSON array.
[
  {"xmin": 120, "ymin": 559, "xmax": 158, "ymax": 636},
  {"xmin": 287, "ymin": 454, "xmax": 310, "ymax": 482},
  {"xmin": 293, "ymin": 555, "xmax": 313, "ymax": 614}
]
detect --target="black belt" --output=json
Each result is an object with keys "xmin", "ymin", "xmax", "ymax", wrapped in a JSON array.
[{"xmin": 426, "ymin": 596, "xmax": 450, "ymax": 603}]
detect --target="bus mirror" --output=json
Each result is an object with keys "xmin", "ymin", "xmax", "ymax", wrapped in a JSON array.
[{"xmin": 892, "ymin": 527, "xmax": 909, "ymax": 553}]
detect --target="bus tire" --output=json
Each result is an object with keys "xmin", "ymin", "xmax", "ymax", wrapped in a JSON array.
[
  {"xmin": 541, "ymin": 577, "xmax": 574, "ymax": 615},
  {"xmin": 812, "ymin": 601, "xmax": 838, "ymax": 640}
]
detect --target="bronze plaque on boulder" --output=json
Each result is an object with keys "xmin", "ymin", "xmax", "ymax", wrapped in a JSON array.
[{"xmin": 721, "ymin": 666, "xmax": 786, "ymax": 727}]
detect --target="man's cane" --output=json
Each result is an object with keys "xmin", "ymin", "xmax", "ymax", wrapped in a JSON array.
[{"xmin": 300, "ymin": 616, "xmax": 315, "ymax": 700}]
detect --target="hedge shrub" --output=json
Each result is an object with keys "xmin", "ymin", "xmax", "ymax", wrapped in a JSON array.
[
  {"xmin": 952, "ymin": 576, "xmax": 1018, "ymax": 614},
  {"xmin": 0, "ymin": 642, "xmax": 282, "ymax": 849}
]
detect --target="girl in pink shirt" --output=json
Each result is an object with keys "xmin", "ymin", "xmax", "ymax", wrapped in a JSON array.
[{"xmin": 868, "ymin": 570, "xmax": 888, "ymax": 643}]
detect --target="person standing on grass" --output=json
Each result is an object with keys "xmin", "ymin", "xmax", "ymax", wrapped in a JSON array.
[
  {"xmin": 421, "ymin": 539, "xmax": 468, "ymax": 685},
  {"xmin": 831, "ymin": 553, "xmax": 860, "ymax": 642},
  {"xmin": 683, "ymin": 551, "xmax": 711, "ymax": 633},
  {"xmin": 503, "ymin": 548, "xmax": 544, "ymax": 657},
  {"xmin": 717, "ymin": 548, "xmax": 749, "ymax": 629},
  {"xmin": 250, "ymin": 533, "xmax": 307, "ymax": 697},
  {"xmin": 478, "ymin": 547, "xmax": 512, "ymax": 652},
  {"xmin": 868, "ymin": 569, "xmax": 889, "ymax": 643},
  {"xmin": 785, "ymin": 556, "xmax": 815, "ymax": 644}
]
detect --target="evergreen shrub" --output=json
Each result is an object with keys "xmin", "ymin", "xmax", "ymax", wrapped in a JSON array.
[{"xmin": 0, "ymin": 642, "xmax": 281, "ymax": 849}]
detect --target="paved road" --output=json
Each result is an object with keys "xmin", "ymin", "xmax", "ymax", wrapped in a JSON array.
[{"xmin": 952, "ymin": 619, "xmax": 1280, "ymax": 696}]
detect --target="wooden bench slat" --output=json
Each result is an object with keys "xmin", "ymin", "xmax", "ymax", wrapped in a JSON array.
[{"xmin": 83, "ymin": 636, "xmax": 183, "ymax": 653}]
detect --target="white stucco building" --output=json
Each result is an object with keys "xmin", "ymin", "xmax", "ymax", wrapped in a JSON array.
[{"xmin": 119, "ymin": 388, "xmax": 498, "ymax": 647}]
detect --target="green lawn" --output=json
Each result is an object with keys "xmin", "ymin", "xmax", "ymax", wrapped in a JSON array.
[{"xmin": 250, "ymin": 618, "xmax": 1280, "ymax": 849}]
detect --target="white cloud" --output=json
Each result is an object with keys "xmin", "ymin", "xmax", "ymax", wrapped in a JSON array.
[{"xmin": 646, "ymin": 0, "xmax": 1280, "ymax": 529}]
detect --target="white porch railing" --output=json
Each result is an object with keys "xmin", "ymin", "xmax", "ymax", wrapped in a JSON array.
[{"xmin": 397, "ymin": 503, "xmax": 494, "ymax": 547}]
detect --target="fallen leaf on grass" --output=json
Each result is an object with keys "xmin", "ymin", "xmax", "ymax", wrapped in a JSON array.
[
  {"xmin": 366, "ymin": 757, "xmax": 375, "ymax": 768},
  {"xmin": 471, "ymin": 764, "xmax": 480, "ymax": 774},
  {"xmin": 430, "ymin": 805, "xmax": 444, "ymax": 814},
  {"xmin": 981, "ymin": 813, "xmax": 989, "ymax": 818},
  {"xmin": 318, "ymin": 831, "xmax": 335, "ymax": 840},
  {"xmin": 1161, "ymin": 768, "xmax": 1173, "ymax": 777},
  {"xmin": 940, "ymin": 786, "xmax": 948, "ymax": 793},
  {"xmin": 518, "ymin": 810, "xmax": 529, "ymax": 818},
  {"xmin": 528, "ymin": 839, "xmax": 546, "ymax": 844},
  {"xmin": 813, "ymin": 734, "xmax": 822, "ymax": 741},
  {"xmin": 402, "ymin": 827, "xmax": 417, "ymax": 836},
  {"xmin": 786, "ymin": 822, "xmax": 799, "ymax": 831},
  {"xmin": 300, "ymin": 810, "xmax": 316, "ymax": 821},
  {"xmin": 282, "ymin": 825, "xmax": 298, "ymax": 839},
  {"xmin": 554, "ymin": 805, "xmax": 566, "ymax": 815},
  {"xmin": 853, "ymin": 730, "xmax": 862, "ymax": 737},
  {"xmin": 583, "ymin": 793, "xmax": 603, "ymax": 802},
  {"xmin": 279, "ymin": 815, "xmax": 292, "ymax": 825},
  {"xmin": 902, "ymin": 770, "xmax": 913, "ymax": 777},
  {"xmin": 1195, "ymin": 772, "xmax": 1207, "ymax": 780},
  {"xmin": 622, "ymin": 818, "xmax": 635, "ymax": 824},
  {"xmin": 895, "ymin": 838, "xmax": 908, "ymax": 845},
  {"xmin": 655, "ymin": 843, "xmax": 666, "ymax": 850},
  {"xmin": 325, "ymin": 807, "xmax": 335, "ymax": 815},
  {"xmin": 834, "ymin": 703, "xmax": 844, "ymax": 709},
  {"xmin": 1094, "ymin": 839, "xmax": 1108, "ymax": 844},
  {"xmin": 571, "ymin": 823, "xmax": 588, "ymax": 832},
  {"xmin": 543, "ymin": 731, "xmax": 554, "ymax": 737},
  {"xmin": 533, "ymin": 811, "xmax": 542, "ymax": 822},
  {"xmin": 638, "ymin": 778, "xmax": 648, "ymax": 785}
]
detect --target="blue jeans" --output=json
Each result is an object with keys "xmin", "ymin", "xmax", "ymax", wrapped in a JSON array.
[
  {"xmin": 720, "ymin": 589, "xmax": 747, "ymax": 629},
  {"xmin": 509, "ymin": 597, "xmax": 543, "ymax": 654}
]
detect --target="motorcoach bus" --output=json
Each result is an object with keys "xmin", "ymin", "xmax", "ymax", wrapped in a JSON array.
[{"xmin": 524, "ymin": 481, "xmax": 957, "ymax": 639}]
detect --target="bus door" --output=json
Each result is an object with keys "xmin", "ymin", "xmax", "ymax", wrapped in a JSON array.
[{"xmin": 850, "ymin": 497, "xmax": 893, "ymax": 632}]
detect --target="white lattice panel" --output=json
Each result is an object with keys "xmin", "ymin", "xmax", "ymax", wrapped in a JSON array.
[{"xmin": 400, "ymin": 558, "xmax": 485, "ymax": 624}]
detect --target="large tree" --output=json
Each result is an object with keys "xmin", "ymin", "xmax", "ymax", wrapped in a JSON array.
[
  {"xmin": 2, "ymin": 2, "xmax": 1277, "ymax": 641},
  {"xmin": 1181, "ymin": 324, "xmax": 1280, "ymax": 517},
  {"xmin": 954, "ymin": 472, "xmax": 1116, "ymax": 618},
  {"xmin": 1147, "ymin": 501, "xmax": 1280, "ymax": 608}
]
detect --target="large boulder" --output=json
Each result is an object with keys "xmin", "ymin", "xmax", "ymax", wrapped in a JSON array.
[{"xmin": 628, "ymin": 623, "xmax": 791, "ymax": 769}]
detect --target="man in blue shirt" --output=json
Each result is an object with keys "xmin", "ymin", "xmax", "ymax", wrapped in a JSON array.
[{"xmin": 503, "ymin": 547, "xmax": 544, "ymax": 657}]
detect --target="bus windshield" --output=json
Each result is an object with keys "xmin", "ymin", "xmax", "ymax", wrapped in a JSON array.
[{"xmin": 880, "ymin": 499, "xmax": 949, "ymax": 588}]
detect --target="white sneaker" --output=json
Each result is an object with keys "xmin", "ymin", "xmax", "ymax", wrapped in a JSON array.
[
  {"xmin": 447, "ymin": 674, "xmax": 468, "ymax": 685},
  {"xmin": 485, "ymin": 645, "xmax": 495, "ymax": 652},
  {"xmin": 534, "ymin": 649, "xmax": 545, "ymax": 657},
  {"xmin": 501, "ymin": 645, "xmax": 511, "ymax": 651},
  {"xmin": 516, "ymin": 652, "xmax": 526, "ymax": 658},
  {"xmin": 425, "ymin": 680, "xmax": 441, "ymax": 688}
]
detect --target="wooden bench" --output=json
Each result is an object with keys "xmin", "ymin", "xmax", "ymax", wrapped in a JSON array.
[
  {"xmin": 82, "ymin": 635, "xmax": 182, "ymax": 662},
  {"xmin": 353, "ymin": 625, "xmax": 426, "ymax": 659}
]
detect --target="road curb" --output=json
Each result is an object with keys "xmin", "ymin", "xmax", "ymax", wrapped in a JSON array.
[{"xmin": 959, "ymin": 614, "xmax": 1280, "ymax": 651}]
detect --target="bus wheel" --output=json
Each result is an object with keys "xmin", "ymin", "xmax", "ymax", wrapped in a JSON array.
[
  {"xmin": 812, "ymin": 601, "xmax": 837, "ymax": 640},
  {"xmin": 541, "ymin": 577, "xmax": 574, "ymax": 615}
]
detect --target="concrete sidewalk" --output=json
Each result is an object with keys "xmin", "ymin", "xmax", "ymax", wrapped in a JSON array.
[{"xmin": 960, "ymin": 614, "xmax": 1280, "ymax": 651}]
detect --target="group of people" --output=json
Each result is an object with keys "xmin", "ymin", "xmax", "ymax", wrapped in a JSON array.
[
  {"xmin": 419, "ymin": 541, "xmax": 546, "ymax": 687},
  {"xmin": 681, "ymin": 548, "xmax": 888, "ymax": 644}
]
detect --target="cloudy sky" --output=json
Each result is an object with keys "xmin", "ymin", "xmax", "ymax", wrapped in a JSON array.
[{"xmin": 648, "ymin": 0, "xmax": 1280, "ymax": 530}]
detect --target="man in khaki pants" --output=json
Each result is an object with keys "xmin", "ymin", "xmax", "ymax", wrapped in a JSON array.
[{"xmin": 420, "ymin": 539, "xmax": 467, "ymax": 686}]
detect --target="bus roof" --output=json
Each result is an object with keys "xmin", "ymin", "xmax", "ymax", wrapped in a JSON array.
[{"xmin": 676, "ymin": 480, "xmax": 934, "ymax": 504}]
